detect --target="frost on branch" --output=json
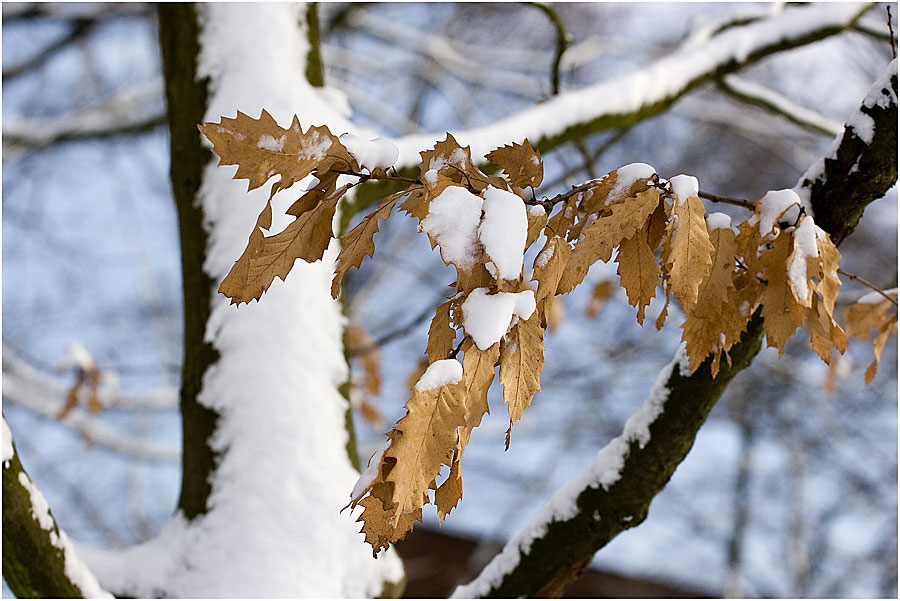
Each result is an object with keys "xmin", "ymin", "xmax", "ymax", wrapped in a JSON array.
[{"xmin": 200, "ymin": 115, "xmax": 859, "ymax": 551}]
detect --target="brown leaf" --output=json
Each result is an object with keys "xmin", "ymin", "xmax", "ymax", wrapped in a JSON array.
[
  {"xmin": 665, "ymin": 195, "xmax": 714, "ymax": 312},
  {"xmin": 381, "ymin": 378, "xmax": 467, "ymax": 518},
  {"xmin": 427, "ymin": 301, "xmax": 457, "ymax": 362},
  {"xmin": 532, "ymin": 236, "xmax": 571, "ymax": 303},
  {"xmin": 759, "ymin": 233, "xmax": 804, "ymax": 354},
  {"xmin": 219, "ymin": 194, "xmax": 339, "ymax": 305},
  {"xmin": 332, "ymin": 196, "xmax": 399, "ymax": 298},
  {"xmin": 586, "ymin": 280, "xmax": 613, "ymax": 320},
  {"xmin": 356, "ymin": 495, "xmax": 422, "ymax": 553},
  {"xmin": 485, "ymin": 139, "xmax": 543, "ymax": 188},
  {"xmin": 199, "ymin": 111, "xmax": 356, "ymax": 198},
  {"xmin": 499, "ymin": 313, "xmax": 544, "ymax": 448},
  {"xmin": 616, "ymin": 232, "xmax": 659, "ymax": 325},
  {"xmin": 525, "ymin": 206, "xmax": 549, "ymax": 250},
  {"xmin": 558, "ymin": 187, "xmax": 660, "ymax": 294}
]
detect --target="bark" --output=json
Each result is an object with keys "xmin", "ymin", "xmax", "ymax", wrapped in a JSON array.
[
  {"xmin": 2, "ymin": 416, "xmax": 108, "ymax": 598},
  {"xmin": 158, "ymin": 3, "xmax": 222, "ymax": 519}
]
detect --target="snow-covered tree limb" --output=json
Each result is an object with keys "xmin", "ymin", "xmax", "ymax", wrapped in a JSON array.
[
  {"xmin": 795, "ymin": 58, "xmax": 898, "ymax": 245},
  {"xmin": 717, "ymin": 74, "xmax": 844, "ymax": 137},
  {"xmin": 2, "ymin": 78, "xmax": 165, "ymax": 159},
  {"xmin": 390, "ymin": 3, "xmax": 872, "ymax": 166},
  {"xmin": 455, "ymin": 56, "xmax": 898, "ymax": 600},
  {"xmin": 2, "ymin": 415, "xmax": 112, "ymax": 598}
]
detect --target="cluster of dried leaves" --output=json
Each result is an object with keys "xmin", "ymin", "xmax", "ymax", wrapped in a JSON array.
[{"xmin": 199, "ymin": 112, "xmax": 895, "ymax": 553}]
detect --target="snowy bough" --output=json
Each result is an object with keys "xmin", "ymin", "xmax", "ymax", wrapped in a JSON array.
[{"xmin": 198, "ymin": 59, "xmax": 890, "ymax": 555}]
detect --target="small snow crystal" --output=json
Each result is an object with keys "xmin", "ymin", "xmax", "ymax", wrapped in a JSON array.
[
  {"xmin": 420, "ymin": 186, "xmax": 484, "ymax": 270},
  {"xmin": 462, "ymin": 288, "xmax": 536, "ymax": 350},
  {"xmin": 669, "ymin": 174, "xmax": 699, "ymax": 204},
  {"xmin": 415, "ymin": 359, "xmax": 464, "ymax": 392},
  {"xmin": 478, "ymin": 186, "xmax": 528, "ymax": 280},
  {"xmin": 257, "ymin": 134, "xmax": 286, "ymax": 152}
]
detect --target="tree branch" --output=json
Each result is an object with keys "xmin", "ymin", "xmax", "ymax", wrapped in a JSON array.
[
  {"xmin": 456, "ymin": 51, "xmax": 898, "ymax": 600},
  {"xmin": 3, "ymin": 415, "xmax": 111, "ymax": 598},
  {"xmin": 529, "ymin": 2, "xmax": 573, "ymax": 96},
  {"xmin": 717, "ymin": 74, "xmax": 843, "ymax": 137}
]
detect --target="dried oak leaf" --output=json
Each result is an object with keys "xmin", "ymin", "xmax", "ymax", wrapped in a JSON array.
[
  {"xmin": 615, "ymin": 231, "xmax": 659, "ymax": 326},
  {"xmin": 332, "ymin": 195, "xmax": 399, "ymax": 298},
  {"xmin": 485, "ymin": 138, "xmax": 543, "ymax": 188},
  {"xmin": 664, "ymin": 194, "xmax": 714, "ymax": 313},
  {"xmin": 759, "ymin": 233, "xmax": 804, "ymax": 354},
  {"xmin": 219, "ymin": 194, "xmax": 340, "ymax": 305},
  {"xmin": 558, "ymin": 186, "xmax": 660, "ymax": 294},
  {"xmin": 199, "ymin": 110, "xmax": 356, "ymax": 199},
  {"xmin": 499, "ymin": 313, "xmax": 544, "ymax": 449},
  {"xmin": 381, "ymin": 378, "xmax": 467, "ymax": 519},
  {"xmin": 426, "ymin": 300, "xmax": 457, "ymax": 363}
]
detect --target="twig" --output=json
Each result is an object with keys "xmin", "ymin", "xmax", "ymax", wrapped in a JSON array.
[
  {"xmin": 2, "ymin": 19, "xmax": 94, "ymax": 82},
  {"xmin": 888, "ymin": 5, "xmax": 897, "ymax": 59},
  {"xmin": 699, "ymin": 190, "xmax": 755, "ymax": 210},
  {"xmin": 530, "ymin": 2, "xmax": 573, "ymax": 95},
  {"xmin": 837, "ymin": 269, "xmax": 899, "ymax": 306}
]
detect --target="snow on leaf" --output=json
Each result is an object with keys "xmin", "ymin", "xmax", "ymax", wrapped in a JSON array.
[
  {"xmin": 219, "ymin": 194, "xmax": 340, "ymax": 305},
  {"xmin": 332, "ymin": 195, "xmax": 399, "ymax": 298},
  {"xmin": 665, "ymin": 194, "xmax": 714, "ymax": 312},
  {"xmin": 499, "ymin": 313, "xmax": 544, "ymax": 449},
  {"xmin": 485, "ymin": 138, "xmax": 544, "ymax": 188},
  {"xmin": 199, "ymin": 111, "xmax": 355, "ymax": 198},
  {"xmin": 615, "ymin": 231, "xmax": 659, "ymax": 326}
]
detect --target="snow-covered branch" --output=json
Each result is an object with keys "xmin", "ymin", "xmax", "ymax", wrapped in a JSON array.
[
  {"xmin": 2, "ymin": 416, "xmax": 112, "ymax": 598},
  {"xmin": 455, "ymin": 55, "xmax": 898, "ymax": 598},
  {"xmin": 3, "ymin": 78, "xmax": 165, "ymax": 159},
  {"xmin": 795, "ymin": 58, "xmax": 898, "ymax": 245},
  {"xmin": 2, "ymin": 343, "xmax": 179, "ymax": 462},
  {"xmin": 718, "ymin": 74, "xmax": 844, "ymax": 137},
  {"xmin": 390, "ymin": 3, "xmax": 871, "ymax": 167}
]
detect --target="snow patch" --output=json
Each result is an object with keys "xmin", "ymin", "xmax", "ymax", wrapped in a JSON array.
[
  {"xmin": 420, "ymin": 186, "xmax": 484, "ymax": 271},
  {"xmin": 339, "ymin": 133, "xmax": 399, "ymax": 173},
  {"xmin": 527, "ymin": 204, "xmax": 546, "ymax": 217},
  {"xmin": 609, "ymin": 163, "xmax": 655, "ymax": 204},
  {"xmin": 669, "ymin": 174, "xmax": 699, "ymax": 204},
  {"xmin": 351, "ymin": 439, "xmax": 392, "ymax": 501},
  {"xmin": 857, "ymin": 288, "xmax": 897, "ymax": 304},
  {"xmin": 415, "ymin": 358, "xmax": 464, "ymax": 392},
  {"xmin": 257, "ymin": 134, "xmax": 286, "ymax": 152},
  {"xmin": 478, "ymin": 186, "xmax": 528, "ymax": 280},
  {"xmin": 462, "ymin": 288, "xmax": 536, "ymax": 350},
  {"xmin": 788, "ymin": 215, "xmax": 819, "ymax": 303},
  {"xmin": 757, "ymin": 189, "xmax": 802, "ymax": 239},
  {"xmin": 706, "ymin": 212, "xmax": 732, "ymax": 231}
]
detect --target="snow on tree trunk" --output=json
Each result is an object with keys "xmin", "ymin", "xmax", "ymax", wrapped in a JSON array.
[{"xmin": 78, "ymin": 4, "xmax": 403, "ymax": 597}]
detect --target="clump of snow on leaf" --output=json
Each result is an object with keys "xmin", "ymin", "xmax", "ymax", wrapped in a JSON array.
[
  {"xmin": 339, "ymin": 133, "xmax": 399, "ymax": 173},
  {"xmin": 788, "ymin": 215, "xmax": 819, "ymax": 303},
  {"xmin": 669, "ymin": 174, "xmax": 699, "ymax": 205},
  {"xmin": 757, "ymin": 189, "xmax": 802, "ymax": 239},
  {"xmin": 414, "ymin": 358, "xmax": 464, "ymax": 392},
  {"xmin": 462, "ymin": 288, "xmax": 536, "ymax": 350},
  {"xmin": 478, "ymin": 186, "xmax": 528, "ymax": 280},
  {"xmin": 706, "ymin": 212, "xmax": 732, "ymax": 231},
  {"xmin": 420, "ymin": 186, "xmax": 484, "ymax": 270},
  {"xmin": 609, "ymin": 162, "xmax": 655, "ymax": 204}
]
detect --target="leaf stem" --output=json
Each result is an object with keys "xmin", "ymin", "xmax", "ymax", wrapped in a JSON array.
[{"xmin": 699, "ymin": 190, "xmax": 755, "ymax": 210}]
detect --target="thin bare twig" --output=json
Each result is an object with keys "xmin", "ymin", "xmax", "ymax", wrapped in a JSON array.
[
  {"xmin": 838, "ymin": 269, "xmax": 899, "ymax": 306},
  {"xmin": 530, "ymin": 2, "xmax": 573, "ymax": 96},
  {"xmin": 699, "ymin": 190, "xmax": 755, "ymax": 210}
]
